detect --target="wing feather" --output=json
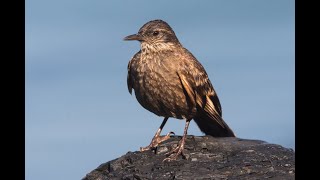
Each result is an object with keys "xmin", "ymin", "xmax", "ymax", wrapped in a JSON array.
[
  {"xmin": 176, "ymin": 49, "xmax": 226, "ymax": 129},
  {"xmin": 127, "ymin": 51, "xmax": 141, "ymax": 94}
]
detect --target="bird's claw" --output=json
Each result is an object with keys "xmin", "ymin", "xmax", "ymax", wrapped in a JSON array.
[
  {"xmin": 163, "ymin": 135, "xmax": 187, "ymax": 162},
  {"xmin": 166, "ymin": 131, "xmax": 175, "ymax": 136},
  {"xmin": 140, "ymin": 131, "xmax": 175, "ymax": 152},
  {"xmin": 163, "ymin": 148, "xmax": 185, "ymax": 162}
]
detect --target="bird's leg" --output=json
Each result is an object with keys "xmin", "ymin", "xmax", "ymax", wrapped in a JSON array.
[
  {"xmin": 163, "ymin": 119, "xmax": 191, "ymax": 162},
  {"xmin": 140, "ymin": 117, "xmax": 175, "ymax": 152}
]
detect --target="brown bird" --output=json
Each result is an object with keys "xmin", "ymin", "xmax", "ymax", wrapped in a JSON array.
[{"xmin": 124, "ymin": 19, "xmax": 235, "ymax": 161}]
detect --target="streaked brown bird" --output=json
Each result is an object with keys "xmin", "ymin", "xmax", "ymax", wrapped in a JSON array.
[{"xmin": 124, "ymin": 19, "xmax": 235, "ymax": 161}]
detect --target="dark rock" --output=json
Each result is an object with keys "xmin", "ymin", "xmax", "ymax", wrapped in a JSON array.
[{"xmin": 83, "ymin": 136, "xmax": 295, "ymax": 180}]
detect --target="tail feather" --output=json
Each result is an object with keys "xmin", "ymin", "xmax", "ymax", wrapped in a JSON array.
[{"xmin": 194, "ymin": 110, "xmax": 235, "ymax": 137}]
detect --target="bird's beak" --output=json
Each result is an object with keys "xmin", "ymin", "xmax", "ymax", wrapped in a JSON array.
[{"xmin": 123, "ymin": 34, "xmax": 143, "ymax": 41}]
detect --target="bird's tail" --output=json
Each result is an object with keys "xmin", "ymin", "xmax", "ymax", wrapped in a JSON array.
[{"xmin": 193, "ymin": 110, "xmax": 235, "ymax": 137}]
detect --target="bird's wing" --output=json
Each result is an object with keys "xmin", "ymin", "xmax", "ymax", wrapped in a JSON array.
[
  {"xmin": 127, "ymin": 51, "xmax": 141, "ymax": 94},
  {"xmin": 176, "ymin": 50, "xmax": 225, "ymax": 127}
]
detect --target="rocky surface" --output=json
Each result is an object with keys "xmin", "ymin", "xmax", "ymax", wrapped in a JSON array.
[{"xmin": 83, "ymin": 136, "xmax": 295, "ymax": 180}]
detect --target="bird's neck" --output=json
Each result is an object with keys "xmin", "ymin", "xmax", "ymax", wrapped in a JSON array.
[{"xmin": 140, "ymin": 42, "xmax": 180, "ymax": 55}]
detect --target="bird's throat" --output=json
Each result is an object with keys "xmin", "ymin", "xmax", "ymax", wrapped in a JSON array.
[{"xmin": 141, "ymin": 42, "xmax": 176, "ymax": 55}]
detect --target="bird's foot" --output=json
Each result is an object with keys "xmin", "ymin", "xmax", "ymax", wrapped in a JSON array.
[
  {"xmin": 140, "ymin": 131, "xmax": 175, "ymax": 152},
  {"xmin": 163, "ymin": 138, "xmax": 186, "ymax": 162}
]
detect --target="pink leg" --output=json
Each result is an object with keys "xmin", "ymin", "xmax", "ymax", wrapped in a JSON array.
[{"xmin": 140, "ymin": 117, "xmax": 175, "ymax": 151}]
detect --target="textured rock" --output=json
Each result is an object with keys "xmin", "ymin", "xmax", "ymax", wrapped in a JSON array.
[{"xmin": 83, "ymin": 136, "xmax": 295, "ymax": 180}]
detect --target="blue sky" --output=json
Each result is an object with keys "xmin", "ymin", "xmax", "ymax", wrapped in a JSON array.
[{"xmin": 26, "ymin": 0, "xmax": 294, "ymax": 179}]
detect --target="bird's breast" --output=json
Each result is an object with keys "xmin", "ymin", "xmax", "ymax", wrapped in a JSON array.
[{"xmin": 131, "ymin": 54, "xmax": 194, "ymax": 119}]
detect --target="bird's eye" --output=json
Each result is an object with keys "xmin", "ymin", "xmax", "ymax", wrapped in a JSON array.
[{"xmin": 153, "ymin": 31, "xmax": 159, "ymax": 36}]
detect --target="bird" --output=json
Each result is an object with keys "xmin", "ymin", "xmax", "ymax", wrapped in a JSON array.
[{"xmin": 124, "ymin": 19, "xmax": 235, "ymax": 162}]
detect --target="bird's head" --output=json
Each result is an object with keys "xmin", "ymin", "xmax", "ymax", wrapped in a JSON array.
[{"xmin": 124, "ymin": 20, "xmax": 180, "ymax": 51}]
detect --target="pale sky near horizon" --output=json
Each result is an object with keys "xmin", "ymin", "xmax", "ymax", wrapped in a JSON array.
[{"xmin": 26, "ymin": 1, "xmax": 294, "ymax": 179}]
